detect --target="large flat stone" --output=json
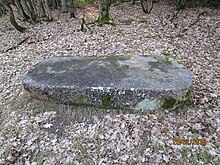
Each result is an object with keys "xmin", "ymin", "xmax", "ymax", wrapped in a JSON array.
[{"xmin": 23, "ymin": 55, "xmax": 192, "ymax": 112}]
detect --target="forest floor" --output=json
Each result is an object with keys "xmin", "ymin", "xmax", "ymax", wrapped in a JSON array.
[{"xmin": 0, "ymin": 1, "xmax": 220, "ymax": 164}]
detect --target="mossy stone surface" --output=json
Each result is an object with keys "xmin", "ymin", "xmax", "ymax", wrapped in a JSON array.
[{"xmin": 23, "ymin": 55, "xmax": 192, "ymax": 111}]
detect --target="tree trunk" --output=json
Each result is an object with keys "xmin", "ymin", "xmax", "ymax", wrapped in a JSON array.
[
  {"xmin": 30, "ymin": 0, "xmax": 38, "ymax": 16},
  {"xmin": 15, "ymin": 0, "xmax": 29, "ymax": 20},
  {"xmin": 0, "ymin": 2, "xmax": 7, "ymax": 17},
  {"xmin": 26, "ymin": 0, "xmax": 35, "ymax": 14},
  {"xmin": 132, "ymin": 0, "xmax": 136, "ymax": 4},
  {"xmin": 20, "ymin": 0, "xmax": 36, "ymax": 22},
  {"xmin": 52, "ymin": 0, "xmax": 60, "ymax": 9},
  {"xmin": 49, "ymin": 0, "xmax": 56, "ymax": 10},
  {"xmin": 44, "ymin": 0, "xmax": 52, "ymax": 21},
  {"xmin": 61, "ymin": 0, "xmax": 67, "ymax": 12},
  {"xmin": 140, "ymin": 0, "xmax": 154, "ymax": 14},
  {"xmin": 5, "ymin": 3, "xmax": 26, "ymax": 32},
  {"xmin": 37, "ymin": 0, "xmax": 46, "ymax": 17},
  {"xmin": 98, "ymin": 0, "xmax": 110, "ymax": 22}
]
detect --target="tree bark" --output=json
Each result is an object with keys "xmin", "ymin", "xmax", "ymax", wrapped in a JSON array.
[
  {"xmin": 52, "ymin": 0, "xmax": 60, "ymax": 9},
  {"xmin": 49, "ymin": 0, "xmax": 56, "ymax": 10},
  {"xmin": 61, "ymin": 0, "xmax": 67, "ymax": 13},
  {"xmin": 44, "ymin": 0, "xmax": 52, "ymax": 21},
  {"xmin": 15, "ymin": 0, "xmax": 29, "ymax": 20},
  {"xmin": 30, "ymin": 0, "xmax": 38, "ymax": 16},
  {"xmin": 37, "ymin": 0, "xmax": 46, "ymax": 17},
  {"xmin": 26, "ymin": 0, "xmax": 35, "ymax": 14},
  {"xmin": 20, "ymin": 0, "xmax": 36, "ymax": 22},
  {"xmin": 98, "ymin": 0, "xmax": 110, "ymax": 22},
  {"xmin": 0, "ymin": 2, "xmax": 6, "ymax": 16},
  {"xmin": 140, "ymin": 0, "xmax": 154, "ymax": 14},
  {"xmin": 5, "ymin": 3, "xmax": 26, "ymax": 32}
]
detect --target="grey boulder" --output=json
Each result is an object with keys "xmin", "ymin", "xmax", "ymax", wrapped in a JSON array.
[{"xmin": 22, "ymin": 55, "xmax": 192, "ymax": 112}]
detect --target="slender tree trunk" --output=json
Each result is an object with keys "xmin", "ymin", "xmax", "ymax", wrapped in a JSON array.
[
  {"xmin": 30, "ymin": 0, "xmax": 38, "ymax": 16},
  {"xmin": 44, "ymin": 0, "xmax": 52, "ymax": 21},
  {"xmin": 20, "ymin": 0, "xmax": 36, "ymax": 22},
  {"xmin": 52, "ymin": 0, "xmax": 60, "ymax": 9},
  {"xmin": 132, "ymin": 0, "xmax": 136, "ymax": 4},
  {"xmin": 141, "ymin": 0, "xmax": 154, "ymax": 14},
  {"xmin": 15, "ymin": 0, "xmax": 29, "ymax": 20},
  {"xmin": 98, "ymin": 0, "xmax": 110, "ymax": 22},
  {"xmin": 49, "ymin": 0, "xmax": 56, "ymax": 10},
  {"xmin": 0, "ymin": 2, "xmax": 7, "ymax": 16},
  {"xmin": 61, "ymin": 0, "xmax": 67, "ymax": 13},
  {"xmin": 26, "ymin": 0, "xmax": 37, "ymax": 22},
  {"xmin": 5, "ymin": 3, "xmax": 26, "ymax": 32},
  {"xmin": 27, "ymin": 0, "xmax": 35, "ymax": 13},
  {"xmin": 37, "ymin": 0, "xmax": 46, "ymax": 17}
]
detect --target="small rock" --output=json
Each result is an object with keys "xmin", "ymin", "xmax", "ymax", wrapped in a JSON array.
[{"xmin": 120, "ymin": 154, "xmax": 129, "ymax": 161}]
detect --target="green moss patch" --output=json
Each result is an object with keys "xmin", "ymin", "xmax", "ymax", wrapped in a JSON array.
[
  {"xmin": 96, "ymin": 17, "xmax": 116, "ymax": 26},
  {"xmin": 75, "ymin": 96, "xmax": 85, "ymax": 105},
  {"xmin": 162, "ymin": 90, "xmax": 193, "ymax": 110},
  {"xmin": 138, "ymin": 19, "xmax": 148, "ymax": 24},
  {"xmin": 101, "ymin": 95, "xmax": 112, "ymax": 108},
  {"xmin": 162, "ymin": 97, "xmax": 177, "ymax": 109},
  {"xmin": 119, "ymin": 18, "xmax": 134, "ymax": 25}
]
